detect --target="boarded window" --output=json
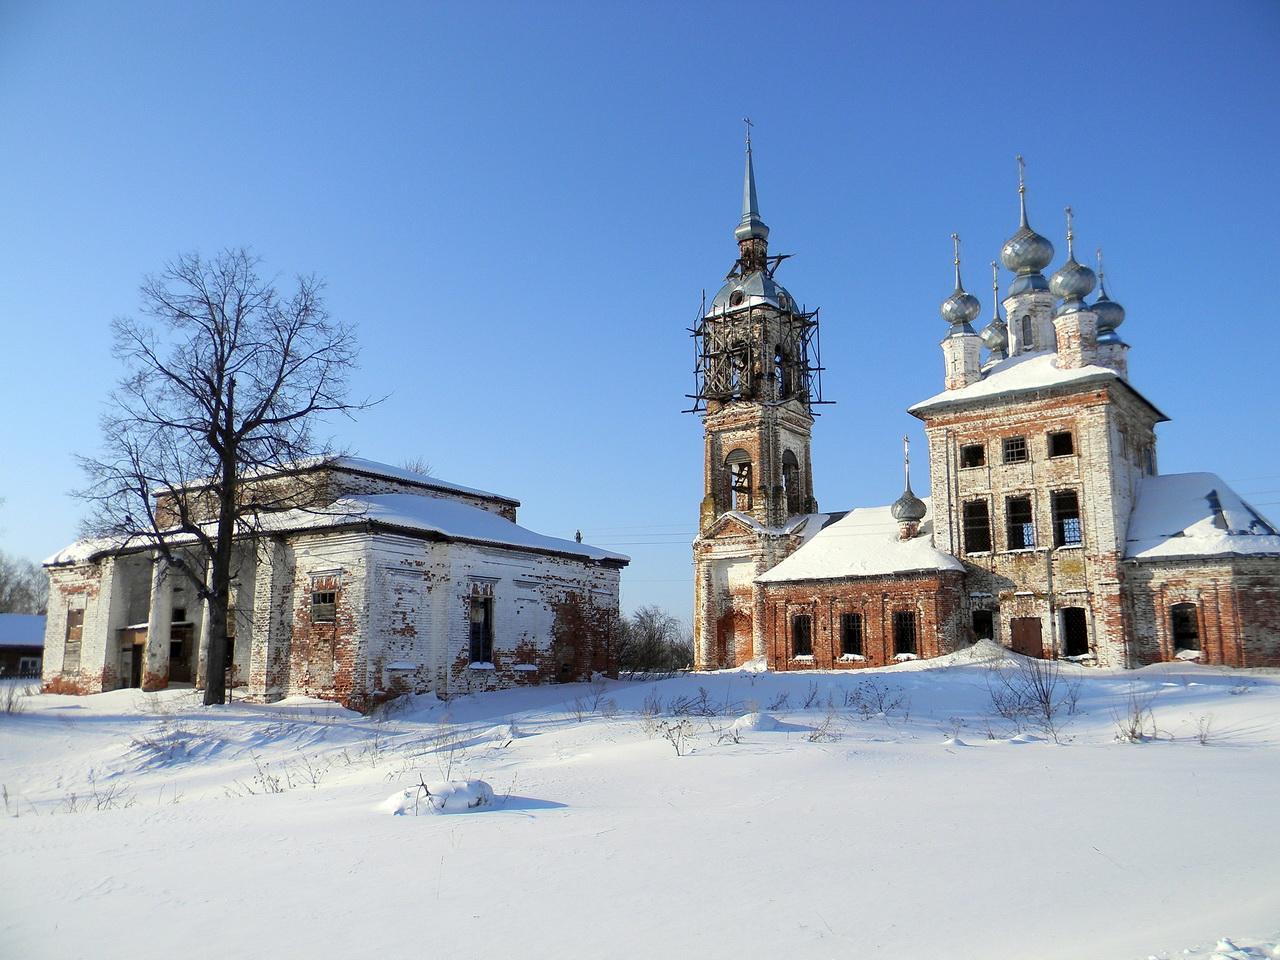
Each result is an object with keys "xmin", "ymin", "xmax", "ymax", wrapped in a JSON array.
[
  {"xmin": 892, "ymin": 611, "xmax": 917, "ymax": 656},
  {"xmin": 311, "ymin": 591, "xmax": 337, "ymax": 623},
  {"xmin": 972, "ymin": 609, "xmax": 994, "ymax": 641},
  {"xmin": 1171, "ymin": 603, "xmax": 1199, "ymax": 651},
  {"xmin": 960, "ymin": 444, "xmax": 985, "ymax": 468},
  {"xmin": 63, "ymin": 608, "xmax": 84, "ymax": 674},
  {"xmin": 1006, "ymin": 495, "xmax": 1036, "ymax": 550},
  {"xmin": 1051, "ymin": 490, "xmax": 1082, "ymax": 547},
  {"xmin": 962, "ymin": 500, "xmax": 992, "ymax": 553},
  {"xmin": 840, "ymin": 613, "xmax": 863, "ymax": 657},
  {"xmin": 1048, "ymin": 431, "xmax": 1074, "ymax": 457},
  {"xmin": 1061, "ymin": 607, "xmax": 1089, "ymax": 657},
  {"xmin": 470, "ymin": 596, "xmax": 494, "ymax": 663},
  {"xmin": 782, "ymin": 450, "xmax": 801, "ymax": 516},
  {"xmin": 791, "ymin": 614, "xmax": 812, "ymax": 657},
  {"xmin": 1002, "ymin": 436, "xmax": 1028, "ymax": 464}
]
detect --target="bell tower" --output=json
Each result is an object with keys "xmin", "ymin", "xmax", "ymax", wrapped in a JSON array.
[{"xmin": 687, "ymin": 126, "xmax": 829, "ymax": 668}]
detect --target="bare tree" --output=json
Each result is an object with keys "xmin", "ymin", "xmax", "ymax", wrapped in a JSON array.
[
  {"xmin": 77, "ymin": 249, "xmax": 373, "ymax": 705},
  {"xmin": 0, "ymin": 550, "xmax": 49, "ymax": 614},
  {"xmin": 618, "ymin": 606, "xmax": 693, "ymax": 676},
  {"xmin": 399, "ymin": 456, "xmax": 433, "ymax": 476}
]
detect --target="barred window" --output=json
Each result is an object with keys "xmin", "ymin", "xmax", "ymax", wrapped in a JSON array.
[
  {"xmin": 962, "ymin": 500, "xmax": 992, "ymax": 554},
  {"xmin": 1006, "ymin": 495, "xmax": 1036, "ymax": 550},
  {"xmin": 840, "ymin": 613, "xmax": 863, "ymax": 657},
  {"xmin": 1052, "ymin": 490, "xmax": 1082, "ymax": 547},
  {"xmin": 791, "ymin": 614, "xmax": 813, "ymax": 657},
  {"xmin": 1002, "ymin": 436, "xmax": 1028, "ymax": 464}
]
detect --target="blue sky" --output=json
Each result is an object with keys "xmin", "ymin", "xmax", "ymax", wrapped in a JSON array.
[{"xmin": 2, "ymin": 1, "xmax": 1278, "ymax": 622}]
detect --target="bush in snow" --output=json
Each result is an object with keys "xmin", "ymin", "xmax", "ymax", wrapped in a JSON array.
[
  {"xmin": 986, "ymin": 657, "xmax": 1074, "ymax": 743},
  {"xmin": 1112, "ymin": 686, "xmax": 1159, "ymax": 743},
  {"xmin": 384, "ymin": 778, "xmax": 495, "ymax": 815}
]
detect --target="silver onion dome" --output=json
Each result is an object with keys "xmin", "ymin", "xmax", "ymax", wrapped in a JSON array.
[
  {"xmin": 891, "ymin": 485, "xmax": 927, "ymax": 522},
  {"xmin": 1091, "ymin": 250, "xmax": 1126, "ymax": 333},
  {"xmin": 1050, "ymin": 207, "xmax": 1096, "ymax": 315},
  {"xmin": 980, "ymin": 317, "xmax": 1008, "ymax": 357},
  {"xmin": 941, "ymin": 233, "xmax": 981, "ymax": 329},
  {"xmin": 1001, "ymin": 157, "xmax": 1055, "ymax": 294}
]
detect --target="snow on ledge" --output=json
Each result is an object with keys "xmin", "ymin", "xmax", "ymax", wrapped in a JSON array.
[
  {"xmin": 467, "ymin": 662, "xmax": 496, "ymax": 671},
  {"xmin": 893, "ymin": 652, "xmax": 919, "ymax": 662},
  {"xmin": 838, "ymin": 653, "xmax": 866, "ymax": 662},
  {"xmin": 512, "ymin": 664, "xmax": 538, "ymax": 672},
  {"xmin": 1175, "ymin": 648, "xmax": 1203, "ymax": 661}
]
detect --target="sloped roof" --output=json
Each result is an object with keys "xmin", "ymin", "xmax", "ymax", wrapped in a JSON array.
[
  {"xmin": 756, "ymin": 500, "xmax": 962, "ymax": 584},
  {"xmin": 909, "ymin": 350, "xmax": 1166, "ymax": 420},
  {"xmin": 0, "ymin": 613, "xmax": 46, "ymax": 648},
  {"xmin": 1125, "ymin": 472, "xmax": 1280, "ymax": 561}
]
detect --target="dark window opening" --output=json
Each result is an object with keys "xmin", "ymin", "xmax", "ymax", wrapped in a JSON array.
[
  {"xmin": 1061, "ymin": 607, "xmax": 1089, "ymax": 657},
  {"xmin": 1051, "ymin": 490, "xmax": 1082, "ymax": 547},
  {"xmin": 1171, "ymin": 603, "xmax": 1200, "ymax": 651},
  {"xmin": 728, "ymin": 456, "xmax": 753, "ymax": 511},
  {"xmin": 1002, "ymin": 436, "xmax": 1028, "ymax": 464},
  {"xmin": 972, "ymin": 609, "xmax": 994, "ymax": 641},
  {"xmin": 311, "ymin": 591, "xmax": 337, "ymax": 623},
  {"xmin": 727, "ymin": 347, "xmax": 750, "ymax": 397},
  {"xmin": 774, "ymin": 345, "xmax": 793, "ymax": 399},
  {"xmin": 840, "ymin": 613, "xmax": 863, "ymax": 657},
  {"xmin": 1048, "ymin": 431, "xmax": 1075, "ymax": 457},
  {"xmin": 1006, "ymin": 495, "xmax": 1036, "ymax": 550},
  {"xmin": 782, "ymin": 450, "xmax": 801, "ymax": 516},
  {"xmin": 962, "ymin": 500, "xmax": 992, "ymax": 554},
  {"xmin": 1020, "ymin": 315, "xmax": 1033, "ymax": 351},
  {"xmin": 470, "ymin": 596, "xmax": 495, "ymax": 663},
  {"xmin": 791, "ymin": 614, "xmax": 813, "ymax": 657},
  {"xmin": 960, "ymin": 444, "xmax": 986, "ymax": 468},
  {"xmin": 892, "ymin": 611, "xmax": 917, "ymax": 656}
]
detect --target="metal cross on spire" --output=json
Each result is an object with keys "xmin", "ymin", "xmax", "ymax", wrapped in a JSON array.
[
  {"xmin": 951, "ymin": 232, "xmax": 964, "ymax": 289},
  {"xmin": 903, "ymin": 435, "xmax": 912, "ymax": 490},
  {"xmin": 743, "ymin": 116, "xmax": 754, "ymax": 148},
  {"xmin": 990, "ymin": 260, "xmax": 1000, "ymax": 318},
  {"xmin": 1065, "ymin": 206, "xmax": 1075, "ymax": 258},
  {"xmin": 1016, "ymin": 154, "xmax": 1030, "ymax": 226}
]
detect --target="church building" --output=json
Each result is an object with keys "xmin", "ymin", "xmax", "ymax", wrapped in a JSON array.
[{"xmin": 691, "ymin": 142, "xmax": 1280, "ymax": 671}]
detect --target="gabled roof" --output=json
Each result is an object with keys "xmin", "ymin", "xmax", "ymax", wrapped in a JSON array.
[
  {"xmin": 0, "ymin": 613, "xmax": 46, "ymax": 648},
  {"xmin": 1125, "ymin": 472, "xmax": 1280, "ymax": 562},
  {"xmin": 757, "ymin": 500, "xmax": 962, "ymax": 584},
  {"xmin": 908, "ymin": 350, "xmax": 1167, "ymax": 421}
]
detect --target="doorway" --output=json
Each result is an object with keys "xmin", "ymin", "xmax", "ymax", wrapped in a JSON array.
[
  {"xmin": 1009, "ymin": 617, "xmax": 1043, "ymax": 658},
  {"xmin": 1061, "ymin": 607, "xmax": 1089, "ymax": 657}
]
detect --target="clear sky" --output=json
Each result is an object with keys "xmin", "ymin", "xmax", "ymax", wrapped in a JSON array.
[{"xmin": 2, "ymin": 1, "xmax": 1278, "ymax": 623}]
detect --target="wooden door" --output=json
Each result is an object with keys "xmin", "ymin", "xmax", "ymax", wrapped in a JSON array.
[{"xmin": 1010, "ymin": 617, "xmax": 1043, "ymax": 658}]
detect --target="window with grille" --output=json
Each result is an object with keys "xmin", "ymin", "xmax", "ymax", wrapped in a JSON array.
[
  {"xmin": 960, "ymin": 444, "xmax": 985, "ymax": 468},
  {"xmin": 892, "ymin": 611, "xmax": 917, "ymax": 656},
  {"xmin": 63, "ymin": 608, "xmax": 84, "ymax": 674},
  {"xmin": 311, "ymin": 591, "xmax": 337, "ymax": 623},
  {"xmin": 1002, "ymin": 436, "xmax": 1028, "ymax": 464},
  {"xmin": 791, "ymin": 614, "xmax": 812, "ymax": 657},
  {"xmin": 1051, "ymin": 490, "xmax": 1082, "ymax": 547},
  {"xmin": 962, "ymin": 500, "xmax": 992, "ymax": 553},
  {"xmin": 840, "ymin": 613, "xmax": 863, "ymax": 657},
  {"xmin": 1006, "ymin": 495, "xmax": 1035, "ymax": 549}
]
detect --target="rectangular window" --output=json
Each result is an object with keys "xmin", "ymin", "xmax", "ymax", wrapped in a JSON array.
[
  {"xmin": 1051, "ymin": 490, "xmax": 1083, "ymax": 547},
  {"xmin": 1006, "ymin": 495, "xmax": 1036, "ymax": 550},
  {"xmin": 18, "ymin": 656, "xmax": 41, "ymax": 677},
  {"xmin": 311, "ymin": 591, "xmax": 337, "ymax": 623},
  {"xmin": 791, "ymin": 614, "xmax": 812, "ymax": 657},
  {"xmin": 839, "ymin": 613, "xmax": 863, "ymax": 657},
  {"xmin": 962, "ymin": 500, "xmax": 992, "ymax": 554},
  {"xmin": 960, "ymin": 444, "xmax": 986, "ymax": 468},
  {"xmin": 892, "ymin": 611, "xmax": 917, "ymax": 656},
  {"xmin": 469, "ymin": 596, "xmax": 494, "ymax": 663},
  {"xmin": 1002, "ymin": 436, "xmax": 1028, "ymax": 464},
  {"xmin": 1048, "ymin": 431, "xmax": 1074, "ymax": 457},
  {"xmin": 63, "ymin": 608, "xmax": 84, "ymax": 674},
  {"xmin": 729, "ymin": 461, "xmax": 753, "ymax": 511}
]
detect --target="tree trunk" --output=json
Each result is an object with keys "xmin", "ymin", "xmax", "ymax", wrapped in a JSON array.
[{"xmin": 202, "ymin": 380, "xmax": 237, "ymax": 707}]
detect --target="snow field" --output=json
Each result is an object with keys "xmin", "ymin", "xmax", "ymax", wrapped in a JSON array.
[{"xmin": 2, "ymin": 650, "xmax": 1279, "ymax": 960}]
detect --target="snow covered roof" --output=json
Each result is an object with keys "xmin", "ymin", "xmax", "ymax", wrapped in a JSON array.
[
  {"xmin": 0, "ymin": 614, "xmax": 46, "ymax": 648},
  {"xmin": 322, "ymin": 458, "xmax": 518, "ymax": 506},
  {"xmin": 1125, "ymin": 472, "xmax": 1280, "ymax": 561},
  {"xmin": 45, "ymin": 535, "xmax": 149, "ymax": 567},
  {"xmin": 265, "ymin": 493, "xmax": 628, "ymax": 564},
  {"xmin": 756, "ymin": 500, "xmax": 963, "ymax": 583},
  {"xmin": 909, "ymin": 350, "xmax": 1165, "ymax": 420}
]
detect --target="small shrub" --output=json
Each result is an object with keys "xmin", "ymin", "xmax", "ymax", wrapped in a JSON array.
[
  {"xmin": 1113, "ymin": 686, "xmax": 1158, "ymax": 743},
  {"xmin": 1195, "ymin": 715, "xmax": 1213, "ymax": 746},
  {"xmin": 657, "ymin": 719, "xmax": 694, "ymax": 756}
]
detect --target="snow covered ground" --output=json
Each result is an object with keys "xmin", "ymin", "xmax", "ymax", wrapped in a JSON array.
[{"xmin": 2, "ymin": 644, "xmax": 1279, "ymax": 960}]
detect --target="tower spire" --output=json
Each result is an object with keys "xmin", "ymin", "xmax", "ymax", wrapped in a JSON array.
[
  {"xmin": 1065, "ymin": 206, "xmax": 1076, "ymax": 261},
  {"xmin": 1096, "ymin": 247, "xmax": 1107, "ymax": 293},
  {"xmin": 735, "ymin": 118, "xmax": 769, "ymax": 243},
  {"xmin": 952, "ymin": 232, "xmax": 965, "ymax": 291},
  {"xmin": 990, "ymin": 259, "xmax": 1000, "ymax": 319},
  {"xmin": 903, "ymin": 434, "xmax": 912, "ymax": 492}
]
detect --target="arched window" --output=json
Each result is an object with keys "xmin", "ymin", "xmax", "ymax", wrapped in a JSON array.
[
  {"xmin": 774, "ymin": 344, "xmax": 791, "ymax": 399},
  {"xmin": 782, "ymin": 450, "xmax": 801, "ymax": 516},
  {"xmin": 1171, "ymin": 603, "xmax": 1200, "ymax": 651},
  {"xmin": 1020, "ymin": 315, "xmax": 1033, "ymax": 352},
  {"xmin": 725, "ymin": 449, "xmax": 753, "ymax": 511}
]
